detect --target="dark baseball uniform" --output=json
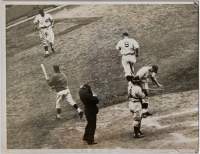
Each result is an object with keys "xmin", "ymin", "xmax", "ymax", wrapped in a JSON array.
[{"xmin": 47, "ymin": 72, "xmax": 78, "ymax": 110}]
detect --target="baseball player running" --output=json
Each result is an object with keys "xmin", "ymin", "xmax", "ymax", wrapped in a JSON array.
[
  {"xmin": 33, "ymin": 9, "xmax": 55, "ymax": 57},
  {"xmin": 116, "ymin": 32, "xmax": 140, "ymax": 83},
  {"xmin": 47, "ymin": 65, "xmax": 83, "ymax": 119},
  {"xmin": 133, "ymin": 65, "xmax": 163, "ymax": 118},
  {"xmin": 128, "ymin": 78, "xmax": 148, "ymax": 138}
]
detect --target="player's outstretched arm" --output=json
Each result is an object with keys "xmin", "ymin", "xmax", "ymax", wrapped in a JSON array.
[{"xmin": 150, "ymin": 76, "xmax": 163, "ymax": 88}]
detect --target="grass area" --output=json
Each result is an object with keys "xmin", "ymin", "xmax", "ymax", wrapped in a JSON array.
[{"xmin": 5, "ymin": 4, "xmax": 199, "ymax": 149}]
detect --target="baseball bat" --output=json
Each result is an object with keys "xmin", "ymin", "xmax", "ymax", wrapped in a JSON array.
[{"xmin": 41, "ymin": 64, "xmax": 49, "ymax": 80}]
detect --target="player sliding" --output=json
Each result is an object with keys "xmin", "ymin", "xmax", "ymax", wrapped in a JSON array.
[{"xmin": 33, "ymin": 9, "xmax": 55, "ymax": 57}]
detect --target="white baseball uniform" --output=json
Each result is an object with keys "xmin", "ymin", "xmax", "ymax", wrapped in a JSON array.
[
  {"xmin": 136, "ymin": 66, "xmax": 156, "ymax": 113},
  {"xmin": 33, "ymin": 13, "xmax": 54, "ymax": 46},
  {"xmin": 128, "ymin": 83, "xmax": 145, "ymax": 127},
  {"xmin": 56, "ymin": 89, "xmax": 77, "ymax": 109},
  {"xmin": 116, "ymin": 37, "xmax": 139, "ymax": 77}
]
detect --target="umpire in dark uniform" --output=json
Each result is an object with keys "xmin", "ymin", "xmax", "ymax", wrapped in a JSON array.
[{"xmin": 79, "ymin": 83, "xmax": 99, "ymax": 145}]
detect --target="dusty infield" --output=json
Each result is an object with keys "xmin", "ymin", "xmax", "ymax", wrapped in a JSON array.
[{"xmin": 5, "ymin": 4, "xmax": 198, "ymax": 151}]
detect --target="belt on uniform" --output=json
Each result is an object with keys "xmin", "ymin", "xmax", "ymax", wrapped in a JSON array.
[
  {"xmin": 40, "ymin": 26, "xmax": 49, "ymax": 29},
  {"xmin": 122, "ymin": 53, "xmax": 134, "ymax": 56},
  {"xmin": 131, "ymin": 100, "xmax": 141, "ymax": 103},
  {"xmin": 129, "ymin": 96, "xmax": 141, "ymax": 103}
]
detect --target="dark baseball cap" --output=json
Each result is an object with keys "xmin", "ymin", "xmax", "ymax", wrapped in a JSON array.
[
  {"xmin": 123, "ymin": 32, "xmax": 129, "ymax": 36},
  {"xmin": 39, "ymin": 9, "xmax": 44, "ymax": 14},
  {"xmin": 53, "ymin": 65, "xmax": 59, "ymax": 72},
  {"xmin": 152, "ymin": 65, "xmax": 158, "ymax": 73}
]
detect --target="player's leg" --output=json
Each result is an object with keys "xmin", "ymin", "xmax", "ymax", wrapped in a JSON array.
[
  {"xmin": 129, "ymin": 56, "xmax": 136, "ymax": 76},
  {"xmin": 55, "ymin": 93, "xmax": 63, "ymax": 119},
  {"xmin": 122, "ymin": 56, "xmax": 133, "ymax": 82},
  {"xmin": 133, "ymin": 103, "xmax": 144, "ymax": 138},
  {"xmin": 141, "ymin": 82, "xmax": 152, "ymax": 118},
  {"xmin": 48, "ymin": 27, "xmax": 55, "ymax": 53},
  {"xmin": 65, "ymin": 89, "xmax": 83, "ymax": 114},
  {"xmin": 39, "ymin": 29, "xmax": 49, "ymax": 57}
]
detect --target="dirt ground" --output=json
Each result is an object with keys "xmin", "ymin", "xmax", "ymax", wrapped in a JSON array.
[{"xmin": 5, "ymin": 4, "xmax": 198, "ymax": 152}]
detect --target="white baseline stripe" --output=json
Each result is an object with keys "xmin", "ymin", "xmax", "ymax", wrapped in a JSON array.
[{"xmin": 6, "ymin": 5, "xmax": 67, "ymax": 30}]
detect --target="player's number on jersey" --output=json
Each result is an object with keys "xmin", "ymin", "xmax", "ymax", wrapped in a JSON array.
[{"xmin": 124, "ymin": 41, "xmax": 129, "ymax": 47}]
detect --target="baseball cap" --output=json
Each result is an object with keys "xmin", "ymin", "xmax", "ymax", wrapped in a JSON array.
[
  {"xmin": 152, "ymin": 65, "xmax": 158, "ymax": 73},
  {"xmin": 123, "ymin": 32, "xmax": 129, "ymax": 36},
  {"xmin": 53, "ymin": 65, "xmax": 59, "ymax": 72},
  {"xmin": 39, "ymin": 9, "xmax": 44, "ymax": 13}
]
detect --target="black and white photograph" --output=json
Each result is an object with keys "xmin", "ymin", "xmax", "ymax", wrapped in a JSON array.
[{"xmin": 1, "ymin": 1, "xmax": 199, "ymax": 153}]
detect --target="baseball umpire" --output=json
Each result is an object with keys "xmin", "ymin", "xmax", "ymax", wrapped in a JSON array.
[
  {"xmin": 134, "ymin": 65, "xmax": 163, "ymax": 118},
  {"xmin": 33, "ymin": 9, "xmax": 55, "ymax": 57},
  {"xmin": 116, "ymin": 32, "xmax": 140, "ymax": 83},
  {"xmin": 47, "ymin": 65, "xmax": 83, "ymax": 119},
  {"xmin": 128, "ymin": 78, "xmax": 147, "ymax": 138},
  {"xmin": 79, "ymin": 84, "xmax": 99, "ymax": 145}
]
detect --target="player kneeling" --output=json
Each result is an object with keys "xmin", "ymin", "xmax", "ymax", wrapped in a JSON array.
[{"xmin": 128, "ymin": 78, "xmax": 148, "ymax": 138}]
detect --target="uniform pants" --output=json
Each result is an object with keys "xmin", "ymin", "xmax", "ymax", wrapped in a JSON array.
[
  {"xmin": 83, "ymin": 113, "xmax": 97, "ymax": 142},
  {"xmin": 39, "ymin": 27, "xmax": 54, "ymax": 46},
  {"xmin": 121, "ymin": 55, "xmax": 136, "ymax": 77},
  {"xmin": 129, "ymin": 101, "xmax": 142, "ymax": 127},
  {"xmin": 56, "ymin": 89, "xmax": 76, "ymax": 109}
]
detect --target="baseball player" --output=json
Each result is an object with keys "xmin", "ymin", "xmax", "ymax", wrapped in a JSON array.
[
  {"xmin": 33, "ymin": 9, "xmax": 55, "ymax": 57},
  {"xmin": 47, "ymin": 65, "xmax": 83, "ymax": 119},
  {"xmin": 133, "ymin": 65, "xmax": 163, "ymax": 118},
  {"xmin": 116, "ymin": 32, "xmax": 140, "ymax": 83},
  {"xmin": 128, "ymin": 78, "xmax": 147, "ymax": 138}
]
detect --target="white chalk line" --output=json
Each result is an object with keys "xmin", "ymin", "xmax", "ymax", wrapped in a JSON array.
[
  {"xmin": 6, "ymin": 5, "xmax": 67, "ymax": 29},
  {"xmin": 143, "ymin": 108, "xmax": 198, "ymax": 129}
]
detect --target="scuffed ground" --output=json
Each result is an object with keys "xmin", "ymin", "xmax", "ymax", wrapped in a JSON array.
[{"xmin": 39, "ymin": 90, "xmax": 198, "ymax": 151}]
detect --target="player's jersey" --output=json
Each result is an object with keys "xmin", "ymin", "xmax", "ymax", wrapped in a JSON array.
[
  {"xmin": 128, "ymin": 84, "xmax": 145, "ymax": 102},
  {"xmin": 116, "ymin": 38, "xmax": 139, "ymax": 55},
  {"xmin": 136, "ymin": 66, "xmax": 156, "ymax": 82},
  {"xmin": 33, "ymin": 13, "xmax": 53, "ymax": 28},
  {"xmin": 47, "ymin": 72, "xmax": 68, "ymax": 92}
]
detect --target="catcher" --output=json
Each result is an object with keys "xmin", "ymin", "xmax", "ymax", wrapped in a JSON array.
[{"xmin": 128, "ymin": 78, "xmax": 148, "ymax": 138}]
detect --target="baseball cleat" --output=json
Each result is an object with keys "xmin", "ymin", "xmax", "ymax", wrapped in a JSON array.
[
  {"xmin": 54, "ymin": 114, "xmax": 61, "ymax": 120},
  {"xmin": 52, "ymin": 48, "xmax": 55, "ymax": 53},
  {"xmin": 134, "ymin": 134, "xmax": 144, "ymax": 138},
  {"xmin": 54, "ymin": 116, "xmax": 60, "ymax": 120},
  {"xmin": 139, "ymin": 131, "xmax": 144, "ymax": 135},
  {"xmin": 44, "ymin": 54, "xmax": 49, "ymax": 57}
]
